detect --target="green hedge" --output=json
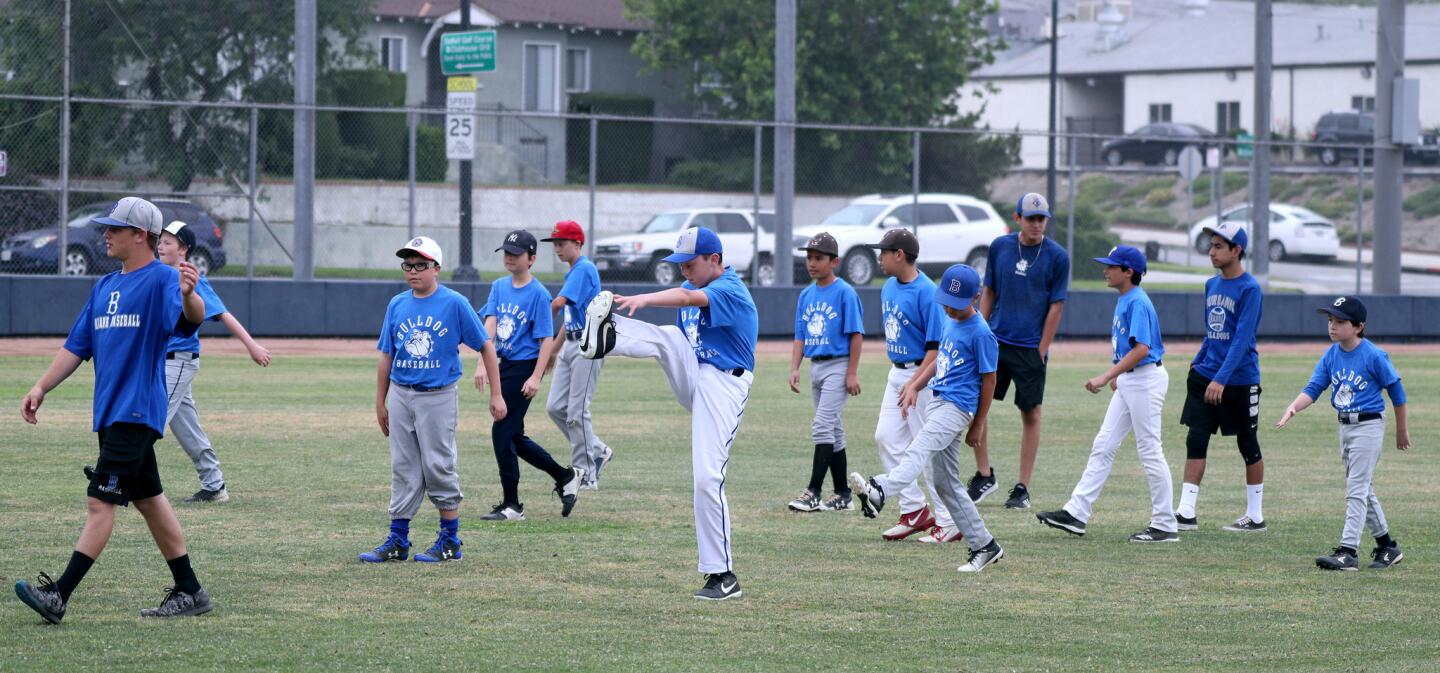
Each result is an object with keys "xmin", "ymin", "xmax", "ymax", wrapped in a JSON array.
[{"xmin": 1403, "ymin": 186, "xmax": 1440, "ymax": 219}]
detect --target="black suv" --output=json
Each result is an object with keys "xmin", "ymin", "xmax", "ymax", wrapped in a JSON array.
[
  {"xmin": 1310, "ymin": 110, "xmax": 1439, "ymax": 166},
  {"xmin": 1, "ymin": 200, "xmax": 228, "ymax": 276}
]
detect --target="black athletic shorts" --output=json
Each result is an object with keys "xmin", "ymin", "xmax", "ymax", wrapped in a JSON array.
[
  {"xmin": 88, "ymin": 422, "xmax": 164, "ymax": 506},
  {"xmin": 1180, "ymin": 368, "xmax": 1261, "ymax": 436},
  {"xmin": 994, "ymin": 342, "xmax": 1047, "ymax": 411}
]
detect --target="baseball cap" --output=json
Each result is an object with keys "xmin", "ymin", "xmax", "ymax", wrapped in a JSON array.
[
  {"xmin": 1318, "ymin": 295, "xmax": 1366, "ymax": 323},
  {"xmin": 396, "ymin": 235, "xmax": 444, "ymax": 267},
  {"xmin": 541, "ymin": 220, "xmax": 585, "ymax": 245},
  {"xmin": 935, "ymin": 264, "xmax": 982, "ymax": 311},
  {"xmin": 163, "ymin": 221, "xmax": 197, "ymax": 251},
  {"xmin": 662, "ymin": 226, "xmax": 723, "ymax": 264},
  {"xmin": 92, "ymin": 196, "xmax": 164, "ymax": 236},
  {"xmin": 798, "ymin": 232, "xmax": 839, "ymax": 256},
  {"xmin": 1203, "ymin": 220, "xmax": 1249, "ymax": 251},
  {"xmin": 496, "ymin": 229, "xmax": 538, "ymax": 256},
  {"xmin": 1093, "ymin": 245, "xmax": 1148, "ymax": 275},
  {"xmin": 1016, "ymin": 192, "xmax": 1051, "ymax": 219},
  {"xmin": 862, "ymin": 228, "xmax": 920, "ymax": 260}
]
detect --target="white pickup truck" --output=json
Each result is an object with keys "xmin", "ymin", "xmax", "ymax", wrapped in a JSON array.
[{"xmin": 592, "ymin": 208, "xmax": 776, "ymax": 285}]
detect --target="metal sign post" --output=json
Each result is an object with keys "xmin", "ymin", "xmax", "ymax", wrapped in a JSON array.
[{"xmin": 1178, "ymin": 146, "xmax": 1204, "ymax": 268}]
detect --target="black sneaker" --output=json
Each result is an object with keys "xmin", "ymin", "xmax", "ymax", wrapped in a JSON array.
[
  {"xmin": 957, "ymin": 539, "xmax": 1005, "ymax": 573},
  {"xmin": 1004, "ymin": 483, "xmax": 1031, "ymax": 509},
  {"xmin": 1036, "ymin": 509, "xmax": 1087, "ymax": 536},
  {"xmin": 693, "ymin": 572, "xmax": 742, "ymax": 600},
  {"xmin": 1175, "ymin": 514, "xmax": 1199, "ymax": 531},
  {"xmin": 358, "ymin": 532, "xmax": 410, "ymax": 563},
  {"xmin": 819, "ymin": 491, "xmax": 853, "ymax": 511},
  {"xmin": 1316, "ymin": 547, "xmax": 1359, "ymax": 571},
  {"xmin": 1129, "ymin": 527, "xmax": 1180, "ymax": 543},
  {"xmin": 184, "ymin": 487, "xmax": 229, "ymax": 503},
  {"xmin": 480, "ymin": 502, "xmax": 526, "ymax": 521},
  {"xmin": 787, "ymin": 488, "xmax": 822, "ymax": 512},
  {"xmin": 139, "ymin": 586, "xmax": 213, "ymax": 617},
  {"xmin": 414, "ymin": 533, "xmax": 463, "ymax": 563},
  {"xmin": 14, "ymin": 573, "xmax": 66, "ymax": 624},
  {"xmin": 966, "ymin": 470, "xmax": 997, "ymax": 504},
  {"xmin": 1222, "ymin": 516, "xmax": 1267, "ymax": 532},
  {"xmin": 1369, "ymin": 544, "xmax": 1404, "ymax": 569},
  {"xmin": 847, "ymin": 472, "xmax": 885, "ymax": 518},
  {"xmin": 556, "ymin": 466, "xmax": 584, "ymax": 517}
]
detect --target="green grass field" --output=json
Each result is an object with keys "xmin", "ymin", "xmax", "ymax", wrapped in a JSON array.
[{"xmin": 2, "ymin": 343, "xmax": 1438, "ymax": 672}]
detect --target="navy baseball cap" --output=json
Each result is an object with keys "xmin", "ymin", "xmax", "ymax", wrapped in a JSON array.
[
  {"xmin": 1094, "ymin": 245, "xmax": 1147, "ymax": 275},
  {"xmin": 92, "ymin": 196, "xmax": 164, "ymax": 236},
  {"xmin": 1318, "ymin": 295, "xmax": 1366, "ymax": 323},
  {"xmin": 662, "ymin": 226, "xmax": 723, "ymax": 263},
  {"xmin": 163, "ymin": 221, "xmax": 197, "ymax": 251},
  {"xmin": 496, "ymin": 229, "xmax": 538, "ymax": 256},
  {"xmin": 1204, "ymin": 220, "xmax": 1249, "ymax": 251},
  {"xmin": 1016, "ymin": 192, "xmax": 1051, "ymax": 219},
  {"xmin": 935, "ymin": 264, "xmax": 981, "ymax": 311}
]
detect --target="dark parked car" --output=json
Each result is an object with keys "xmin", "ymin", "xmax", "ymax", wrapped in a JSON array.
[
  {"xmin": 1, "ymin": 200, "xmax": 227, "ymax": 276},
  {"xmin": 1102, "ymin": 123, "xmax": 1221, "ymax": 167},
  {"xmin": 1310, "ymin": 110, "xmax": 1439, "ymax": 166}
]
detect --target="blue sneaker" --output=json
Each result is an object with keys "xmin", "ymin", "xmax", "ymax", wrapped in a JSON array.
[
  {"xmin": 358, "ymin": 533, "xmax": 409, "ymax": 563},
  {"xmin": 414, "ymin": 533, "xmax": 462, "ymax": 563}
]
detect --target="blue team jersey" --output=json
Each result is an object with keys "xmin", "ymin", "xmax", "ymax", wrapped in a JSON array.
[
  {"xmin": 1301, "ymin": 339, "xmax": 1407, "ymax": 413},
  {"xmin": 795, "ymin": 279, "xmax": 864, "ymax": 358},
  {"xmin": 983, "ymin": 233, "xmax": 1070, "ymax": 348},
  {"xmin": 481, "ymin": 277, "xmax": 554, "ymax": 361},
  {"xmin": 558, "ymin": 256, "xmax": 602, "ymax": 334},
  {"xmin": 1192, "ymin": 273, "xmax": 1262, "ymax": 386},
  {"xmin": 880, "ymin": 273, "xmax": 945, "ymax": 363},
  {"xmin": 63, "ymin": 260, "xmax": 200, "ymax": 435},
  {"xmin": 1111, "ymin": 286, "xmax": 1164, "ymax": 366},
  {"xmin": 678, "ymin": 267, "xmax": 758, "ymax": 372},
  {"xmin": 928, "ymin": 312, "xmax": 999, "ymax": 414},
  {"xmin": 378, "ymin": 285, "xmax": 489, "ymax": 388},
  {"xmin": 166, "ymin": 274, "xmax": 227, "ymax": 355}
]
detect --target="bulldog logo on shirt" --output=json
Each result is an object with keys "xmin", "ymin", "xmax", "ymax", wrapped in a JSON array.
[
  {"xmin": 936, "ymin": 351, "xmax": 951, "ymax": 379},
  {"xmin": 806, "ymin": 313, "xmax": 826, "ymax": 338},
  {"xmin": 404, "ymin": 329, "xmax": 435, "ymax": 358},
  {"xmin": 685, "ymin": 320, "xmax": 701, "ymax": 348},
  {"xmin": 884, "ymin": 313, "xmax": 901, "ymax": 343},
  {"xmin": 497, "ymin": 315, "xmax": 517, "ymax": 343},
  {"xmin": 1334, "ymin": 383, "xmax": 1355, "ymax": 409}
]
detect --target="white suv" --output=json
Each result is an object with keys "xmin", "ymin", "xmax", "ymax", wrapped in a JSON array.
[
  {"xmin": 592, "ymin": 208, "xmax": 776, "ymax": 285},
  {"xmin": 792, "ymin": 194, "xmax": 1008, "ymax": 285},
  {"xmin": 1189, "ymin": 203, "xmax": 1340, "ymax": 262}
]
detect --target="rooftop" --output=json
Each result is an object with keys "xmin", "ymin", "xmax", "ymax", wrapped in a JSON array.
[{"xmin": 370, "ymin": 0, "xmax": 644, "ymax": 31}]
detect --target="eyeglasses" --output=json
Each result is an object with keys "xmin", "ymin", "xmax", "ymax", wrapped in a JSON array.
[{"xmin": 401, "ymin": 261, "xmax": 437, "ymax": 272}]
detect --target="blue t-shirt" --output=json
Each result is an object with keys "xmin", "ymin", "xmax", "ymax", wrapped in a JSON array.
[
  {"xmin": 1111, "ymin": 286, "xmax": 1164, "ymax": 366},
  {"xmin": 1301, "ymin": 339, "xmax": 1407, "ymax": 413},
  {"xmin": 378, "ymin": 285, "xmax": 489, "ymax": 388},
  {"xmin": 795, "ymin": 279, "xmax": 864, "ymax": 358},
  {"xmin": 983, "ymin": 233, "xmax": 1070, "ymax": 348},
  {"xmin": 63, "ymin": 261, "xmax": 201, "ymax": 435},
  {"xmin": 481, "ymin": 277, "xmax": 554, "ymax": 361},
  {"xmin": 880, "ymin": 273, "xmax": 945, "ymax": 364},
  {"xmin": 678, "ymin": 267, "xmax": 758, "ymax": 372},
  {"xmin": 928, "ymin": 312, "xmax": 999, "ymax": 414},
  {"xmin": 1192, "ymin": 273, "xmax": 1262, "ymax": 386},
  {"xmin": 166, "ymin": 274, "xmax": 227, "ymax": 355},
  {"xmin": 558, "ymin": 256, "xmax": 602, "ymax": 334}
]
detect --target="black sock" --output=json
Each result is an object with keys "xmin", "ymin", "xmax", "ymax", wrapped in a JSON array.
[
  {"xmin": 1375, "ymin": 534, "xmax": 1394, "ymax": 548},
  {"xmin": 830, "ymin": 449, "xmax": 849, "ymax": 493},
  {"xmin": 808, "ymin": 444, "xmax": 832, "ymax": 493},
  {"xmin": 502, "ymin": 481, "xmax": 520, "ymax": 507},
  {"xmin": 55, "ymin": 550, "xmax": 95, "ymax": 601},
  {"xmin": 166, "ymin": 554, "xmax": 202, "ymax": 594}
]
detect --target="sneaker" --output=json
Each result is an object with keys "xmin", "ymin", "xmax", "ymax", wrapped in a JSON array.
[
  {"xmin": 580, "ymin": 291, "xmax": 617, "ymax": 360},
  {"xmin": 414, "ymin": 533, "xmax": 463, "ymax": 563},
  {"xmin": 693, "ymin": 572, "xmax": 742, "ymax": 601},
  {"xmin": 820, "ymin": 492, "xmax": 852, "ymax": 511},
  {"xmin": 1175, "ymin": 514, "xmax": 1199, "ymax": 531},
  {"xmin": 1004, "ymin": 483, "xmax": 1031, "ymax": 509},
  {"xmin": 139, "ymin": 586, "xmax": 213, "ymax": 618},
  {"xmin": 14, "ymin": 573, "xmax": 66, "ymax": 624},
  {"xmin": 358, "ymin": 532, "xmax": 410, "ymax": 562},
  {"xmin": 184, "ymin": 487, "xmax": 230, "ymax": 504},
  {"xmin": 957, "ymin": 539, "xmax": 1005, "ymax": 573},
  {"xmin": 1222, "ymin": 516, "xmax": 1267, "ymax": 532},
  {"xmin": 847, "ymin": 472, "xmax": 885, "ymax": 518},
  {"xmin": 556, "ymin": 466, "xmax": 584, "ymax": 517},
  {"xmin": 882, "ymin": 506, "xmax": 936, "ymax": 541},
  {"xmin": 480, "ymin": 503, "xmax": 526, "ymax": 521},
  {"xmin": 578, "ymin": 480, "xmax": 599, "ymax": 492},
  {"xmin": 1369, "ymin": 544, "xmax": 1404, "ymax": 569},
  {"xmin": 966, "ymin": 470, "xmax": 997, "ymax": 504},
  {"xmin": 918, "ymin": 525, "xmax": 963, "ymax": 544},
  {"xmin": 1128, "ymin": 527, "xmax": 1180, "ymax": 543},
  {"xmin": 1036, "ymin": 509, "xmax": 1087, "ymax": 536},
  {"xmin": 1315, "ymin": 547, "xmax": 1359, "ymax": 571},
  {"xmin": 788, "ymin": 488, "xmax": 822, "ymax": 512},
  {"xmin": 593, "ymin": 446, "xmax": 614, "ymax": 482}
]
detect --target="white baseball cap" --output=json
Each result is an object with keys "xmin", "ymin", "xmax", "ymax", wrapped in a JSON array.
[
  {"xmin": 395, "ymin": 236, "xmax": 443, "ymax": 267},
  {"xmin": 92, "ymin": 196, "xmax": 164, "ymax": 236}
]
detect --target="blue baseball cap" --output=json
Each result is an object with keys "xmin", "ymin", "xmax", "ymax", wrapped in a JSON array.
[
  {"xmin": 1093, "ymin": 245, "xmax": 1147, "ymax": 275},
  {"xmin": 662, "ymin": 226, "xmax": 723, "ymax": 264},
  {"xmin": 1203, "ymin": 220, "xmax": 1249, "ymax": 251},
  {"xmin": 935, "ymin": 264, "xmax": 982, "ymax": 311},
  {"xmin": 1016, "ymin": 192, "xmax": 1051, "ymax": 219}
]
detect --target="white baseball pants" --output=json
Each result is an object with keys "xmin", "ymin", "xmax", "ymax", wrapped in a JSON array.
[{"xmin": 874, "ymin": 365, "xmax": 953, "ymax": 527}]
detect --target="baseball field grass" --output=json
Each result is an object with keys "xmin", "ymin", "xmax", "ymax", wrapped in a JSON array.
[{"xmin": 2, "ymin": 340, "xmax": 1438, "ymax": 672}]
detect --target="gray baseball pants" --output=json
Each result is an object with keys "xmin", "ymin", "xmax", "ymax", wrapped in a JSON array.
[
  {"xmin": 386, "ymin": 383, "xmax": 464, "ymax": 520},
  {"xmin": 873, "ymin": 398, "xmax": 995, "ymax": 552},
  {"xmin": 546, "ymin": 338, "xmax": 610, "ymax": 481},
  {"xmin": 1337, "ymin": 418, "xmax": 1389, "ymax": 549},
  {"xmin": 810, "ymin": 358, "xmax": 849, "ymax": 449},
  {"xmin": 164, "ymin": 354, "xmax": 224, "ymax": 492}
]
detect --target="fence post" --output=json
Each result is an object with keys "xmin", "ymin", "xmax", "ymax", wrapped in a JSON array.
[
  {"xmin": 407, "ymin": 110, "xmax": 417, "ymax": 240},
  {"xmin": 587, "ymin": 116, "xmax": 598, "ymax": 259},
  {"xmin": 910, "ymin": 131, "xmax": 920, "ymax": 236},
  {"xmin": 1356, "ymin": 146, "xmax": 1365, "ymax": 293},
  {"xmin": 1066, "ymin": 135, "xmax": 1076, "ymax": 288},
  {"xmin": 247, "ymin": 107, "xmax": 258, "ymax": 279},
  {"xmin": 57, "ymin": 0, "xmax": 71, "ymax": 276},
  {"xmin": 753, "ymin": 124, "xmax": 763, "ymax": 284}
]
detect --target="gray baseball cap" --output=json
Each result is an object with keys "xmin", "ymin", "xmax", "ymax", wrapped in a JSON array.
[{"xmin": 92, "ymin": 197, "xmax": 164, "ymax": 236}]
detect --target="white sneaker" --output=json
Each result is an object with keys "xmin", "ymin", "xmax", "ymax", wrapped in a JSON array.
[
  {"xmin": 957, "ymin": 540, "xmax": 1004, "ymax": 573},
  {"xmin": 917, "ymin": 525, "xmax": 963, "ymax": 544},
  {"xmin": 580, "ymin": 292, "xmax": 616, "ymax": 359},
  {"xmin": 848, "ymin": 472, "xmax": 885, "ymax": 519}
]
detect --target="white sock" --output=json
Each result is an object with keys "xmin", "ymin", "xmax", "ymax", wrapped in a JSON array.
[
  {"xmin": 1245, "ymin": 483, "xmax": 1264, "ymax": 522},
  {"xmin": 1177, "ymin": 483, "xmax": 1200, "ymax": 518}
]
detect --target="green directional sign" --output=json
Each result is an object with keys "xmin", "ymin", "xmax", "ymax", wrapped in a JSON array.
[
  {"xmin": 1235, "ymin": 132, "xmax": 1254, "ymax": 160},
  {"xmin": 440, "ymin": 30, "xmax": 496, "ymax": 75}
]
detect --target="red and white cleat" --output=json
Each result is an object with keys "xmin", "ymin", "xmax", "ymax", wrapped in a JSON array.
[
  {"xmin": 917, "ymin": 525, "xmax": 964, "ymax": 544},
  {"xmin": 881, "ymin": 506, "xmax": 936, "ymax": 541}
]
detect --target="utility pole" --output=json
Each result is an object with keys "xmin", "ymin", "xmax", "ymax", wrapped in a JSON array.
[
  {"xmin": 774, "ymin": 0, "xmax": 796, "ymax": 287},
  {"xmin": 1046, "ymin": 0, "xmax": 1060, "ymax": 209},
  {"xmin": 1372, "ymin": 0, "xmax": 1404, "ymax": 295},
  {"xmin": 452, "ymin": 0, "xmax": 480, "ymax": 281},
  {"xmin": 1250, "ymin": 0, "xmax": 1272, "ymax": 288},
  {"xmin": 293, "ymin": 0, "xmax": 316, "ymax": 280}
]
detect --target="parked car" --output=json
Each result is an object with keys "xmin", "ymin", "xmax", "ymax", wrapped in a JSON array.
[
  {"xmin": 791, "ymin": 194, "xmax": 1008, "ymax": 286},
  {"xmin": 1309, "ymin": 110, "xmax": 1440, "ymax": 166},
  {"xmin": 1, "ymin": 200, "xmax": 227, "ymax": 276},
  {"xmin": 1189, "ymin": 203, "xmax": 1340, "ymax": 262},
  {"xmin": 1102, "ymin": 123, "xmax": 1222, "ymax": 167},
  {"xmin": 591, "ymin": 208, "xmax": 775, "ymax": 285}
]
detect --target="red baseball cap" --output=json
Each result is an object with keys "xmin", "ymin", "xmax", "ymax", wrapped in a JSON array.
[{"xmin": 541, "ymin": 220, "xmax": 585, "ymax": 244}]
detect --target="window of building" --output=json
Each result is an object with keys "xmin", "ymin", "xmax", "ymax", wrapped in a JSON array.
[
  {"xmin": 1216, "ymin": 101, "xmax": 1241, "ymax": 135},
  {"xmin": 379, "ymin": 36, "xmax": 405, "ymax": 73},
  {"xmin": 1148, "ymin": 103, "xmax": 1172, "ymax": 123},
  {"xmin": 523, "ymin": 43, "xmax": 560, "ymax": 112},
  {"xmin": 1351, "ymin": 95, "xmax": 1376, "ymax": 113},
  {"xmin": 565, "ymin": 48, "xmax": 590, "ymax": 93}
]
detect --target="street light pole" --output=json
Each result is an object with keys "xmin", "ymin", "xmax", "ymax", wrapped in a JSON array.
[{"xmin": 453, "ymin": 0, "xmax": 480, "ymax": 281}]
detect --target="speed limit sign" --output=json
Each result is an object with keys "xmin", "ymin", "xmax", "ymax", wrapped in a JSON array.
[{"xmin": 446, "ymin": 113, "xmax": 474, "ymax": 160}]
